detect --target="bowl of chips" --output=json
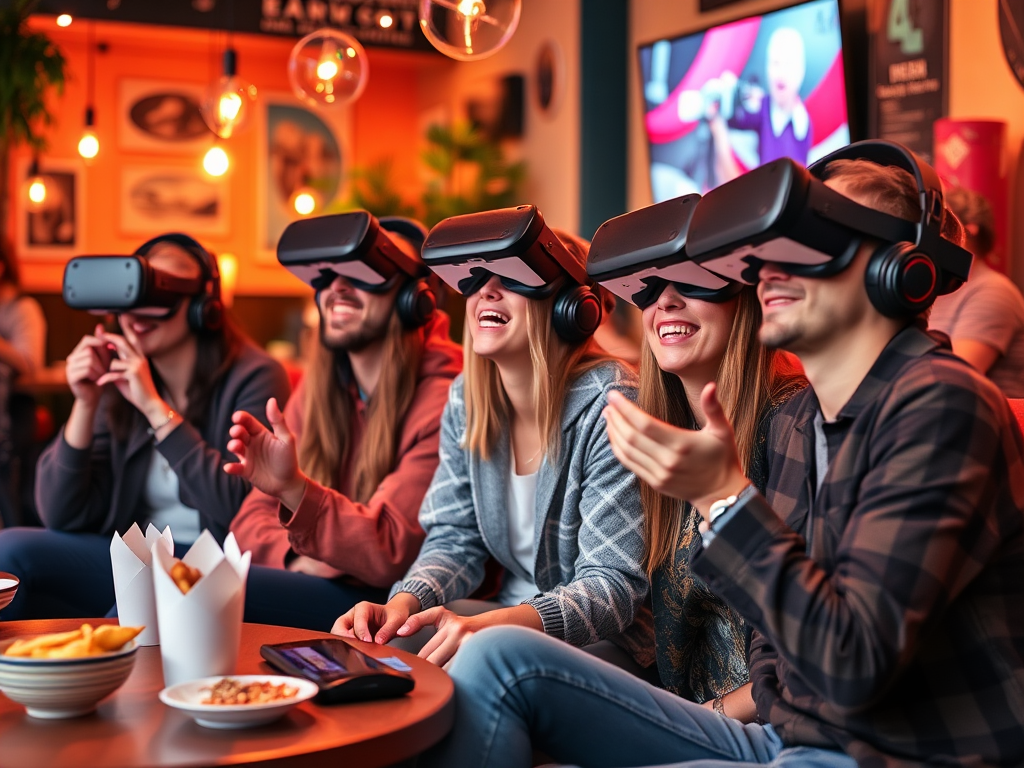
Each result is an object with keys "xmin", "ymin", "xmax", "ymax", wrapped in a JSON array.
[
  {"xmin": 0, "ymin": 623, "xmax": 143, "ymax": 718},
  {"xmin": 0, "ymin": 571, "xmax": 19, "ymax": 613}
]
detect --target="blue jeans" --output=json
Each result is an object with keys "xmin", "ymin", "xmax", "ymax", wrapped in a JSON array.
[
  {"xmin": 243, "ymin": 565, "xmax": 387, "ymax": 632},
  {"xmin": 421, "ymin": 626, "xmax": 858, "ymax": 768}
]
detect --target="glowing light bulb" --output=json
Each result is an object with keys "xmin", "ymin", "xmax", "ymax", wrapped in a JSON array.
[
  {"xmin": 78, "ymin": 129, "xmax": 99, "ymax": 159},
  {"xmin": 378, "ymin": 12, "xmax": 394, "ymax": 28},
  {"xmin": 202, "ymin": 49, "xmax": 256, "ymax": 139},
  {"xmin": 292, "ymin": 190, "xmax": 318, "ymax": 215},
  {"xmin": 56, "ymin": 14, "xmax": 73, "ymax": 27},
  {"xmin": 203, "ymin": 145, "xmax": 230, "ymax": 176},
  {"xmin": 288, "ymin": 29, "xmax": 369, "ymax": 108},
  {"xmin": 28, "ymin": 179, "xmax": 47, "ymax": 205},
  {"xmin": 419, "ymin": 0, "xmax": 520, "ymax": 61}
]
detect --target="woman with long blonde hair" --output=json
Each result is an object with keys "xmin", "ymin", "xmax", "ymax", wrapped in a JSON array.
[{"xmin": 334, "ymin": 207, "xmax": 654, "ymax": 673}]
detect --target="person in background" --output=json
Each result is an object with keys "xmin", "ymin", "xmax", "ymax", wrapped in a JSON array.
[
  {"xmin": 228, "ymin": 217, "xmax": 462, "ymax": 632},
  {"xmin": 929, "ymin": 186, "xmax": 1024, "ymax": 397},
  {"xmin": 0, "ymin": 239, "xmax": 46, "ymax": 528},
  {"xmin": 334, "ymin": 212, "xmax": 654, "ymax": 675},
  {"xmin": 0, "ymin": 233, "xmax": 290, "ymax": 619}
]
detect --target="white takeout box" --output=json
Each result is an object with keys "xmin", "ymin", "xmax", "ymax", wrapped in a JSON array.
[
  {"xmin": 152, "ymin": 531, "xmax": 251, "ymax": 687},
  {"xmin": 110, "ymin": 523, "xmax": 173, "ymax": 646}
]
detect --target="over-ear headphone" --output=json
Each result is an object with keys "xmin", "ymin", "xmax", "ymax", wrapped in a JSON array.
[
  {"xmin": 809, "ymin": 141, "xmax": 954, "ymax": 319},
  {"xmin": 379, "ymin": 217, "xmax": 437, "ymax": 329},
  {"xmin": 134, "ymin": 233, "xmax": 224, "ymax": 332},
  {"xmin": 552, "ymin": 282, "xmax": 603, "ymax": 344}
]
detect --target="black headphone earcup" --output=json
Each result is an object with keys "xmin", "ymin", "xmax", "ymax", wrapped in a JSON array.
[
  {"xmin": 396, "ymin": 279, "xmax": 436, "ymax": 329},
  {"xmin": 188, "ymin": 295, "xmax": 224, "ymax": 333},
  {"xmin": 552, "ymin": 285, "xmax": 602, "ymax": 344},
  {"xmin": 864, "ymin": 242, "xmax": 939, "ymax": 318}
]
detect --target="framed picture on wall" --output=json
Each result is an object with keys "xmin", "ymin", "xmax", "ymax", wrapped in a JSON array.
[
  {"xmin": 18, "ymin": 158, "xmax": 82, "ymax": 259},
  {"xmin": 120, "ymin": 165, "xmax": 229, "ymax": 237},
  {"xmin": 118, "ymin": 78, "xmax": 213, "ymax": 153},
  {"xmin": 257, "ymin": 93, "xmax": 351, "ymax": 264}
]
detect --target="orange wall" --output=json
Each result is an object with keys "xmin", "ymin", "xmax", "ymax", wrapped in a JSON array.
[{"xmin": 9, "ymin": 17, "xmax": 451, "ymax": 296}]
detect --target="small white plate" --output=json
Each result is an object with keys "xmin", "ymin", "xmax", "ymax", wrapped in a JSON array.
[{"xmin": 159, "ymin": 675, "xmax": 318, "ymax": 729}]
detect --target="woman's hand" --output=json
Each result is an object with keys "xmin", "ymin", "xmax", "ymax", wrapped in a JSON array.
[
  {"xmin": 398, "ymin": 608, "xmax": 482, "ymax": 668},
  {"xmin": 332, "ymin": 592, "xmax": 422, "ymax": 645},
  {"xmin": 223, "ymin": 398, "xmax": 306, "ymax": 510},
  {"xmin": 603, "ymin": 383, "xmax": 749, "ymax": 521},
  {"xmin": 94, "ymin": 329, "xmax": 167, "ymax": 422},
  {"xmin": 65, "ymin": 324, "xmax": 114, "ymax": 409}
]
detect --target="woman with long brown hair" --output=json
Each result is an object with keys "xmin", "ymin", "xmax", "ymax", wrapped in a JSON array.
[
  {"xmin": 0, "ymin": 233, "xmax": 290, "ymax": 620},
  {"xmin": 226, "ymin": 216, "xmax": 463, "ymax": 631},
  {"xmin": 333, "ymin": 207, "xmax": 654, "ymax": 673}
]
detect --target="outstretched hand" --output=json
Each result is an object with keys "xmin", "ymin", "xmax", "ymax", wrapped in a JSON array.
[
  {"xmin": 602, "ymin": 382, "xmax": 749, "ymax": 519},
  {"xmin": 224, "ymin": 397, "xmax": 306, "ymax": 509}
]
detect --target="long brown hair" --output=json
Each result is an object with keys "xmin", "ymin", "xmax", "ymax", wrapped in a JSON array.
[
  {"xmin": 463, "ymin": 231, "xmax": 615, "ymax": 461},
  {"xmin": 109, "ymin": 314, "xmax": 245, "ymax": 442},
  {"xmin": 298, "ymin": 309, "xmax": 425, "ymax": 503},
  {"xmin": 639, "ymin": 287, "xmax": 804, "ymax": 575}
]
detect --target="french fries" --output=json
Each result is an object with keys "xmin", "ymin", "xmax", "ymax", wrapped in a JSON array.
[
  {"xmin": 3, "ymin": 624, "xmax": 144, "ymax": 659},
  {"xmin": 169, "ymin": 559, "xmax": 203, "ymax": 594}
]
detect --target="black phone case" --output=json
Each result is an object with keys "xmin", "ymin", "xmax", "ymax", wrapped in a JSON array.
[{"xmin": 260, "ymin": 639, "xmax": 415, "ymax": 705}]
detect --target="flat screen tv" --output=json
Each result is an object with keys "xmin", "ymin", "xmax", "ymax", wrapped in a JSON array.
[{"xmin": 639, "ymin": 0, "xmax": 850, "ymax": 202}]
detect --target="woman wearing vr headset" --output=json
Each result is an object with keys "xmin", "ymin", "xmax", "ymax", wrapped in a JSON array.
[
  {"xmin": 414, "ymin": 203, "xmax": 804, "ymax": 766},
  {"xmin": 0, "ymin": 233, "xmax": 291, "ymax": 619},
  {"xmin": 333, "ymin": 207, "xmax": 654, "ymax": 674}
]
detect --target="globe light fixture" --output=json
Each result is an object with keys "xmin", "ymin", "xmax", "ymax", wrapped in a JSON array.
[
  {"xmin": 203, "ymin": 144, "xmax": 230, "ymax": 177},
  {"xmin": 291, "ymin": 188, "xmax": 319, "ymax": 216},
  {"xmin": 202, "ymin": 48, "xmax": 257, "ymax": 139},
  {"xmin": 288, "ymin": 29, "xmax": 369, "ymax": 108},
  {"xmin": 24, "ymin": 160, "xmax": 48, "ymax": 212},
  {"xmin": 56, "ymin": 14, "xmax": 73, "ymax": 27},
  {"xmin": 418, "ymin": 0, "xmax": 521, "ymax": 61},
  {"xmin": 77, "ymin": 115, "xmax": 100, "ymax": 159}
]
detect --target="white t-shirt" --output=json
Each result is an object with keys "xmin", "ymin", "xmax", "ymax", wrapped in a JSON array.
[
  {"xmin": 143, "ymin": 449, "xmax": 201, "ymax": 545},
  {"xmin": 497, "ymin": 460, "xmax": 539, "ymax": 606}
]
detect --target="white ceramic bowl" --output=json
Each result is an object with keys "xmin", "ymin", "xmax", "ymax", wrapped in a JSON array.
[
  {"xmin": 0, "ymin": 572, "xmax": 19, "ymax": 614},
  {"xmin": 0, "ymin": 637, "xmax": 138, "ymax": 719},
  {"xmin": 159, "ymin": 675, "xmax": 318, "ymax": 729}
]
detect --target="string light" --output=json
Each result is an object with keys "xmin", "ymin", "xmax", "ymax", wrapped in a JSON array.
[
  {"xmin": 56, "ymin": 14, "xmax": 72, "ymax": 27},
  {"xmin": 203, "ymin": 145, "xmax": 230, "ymax": 176}
]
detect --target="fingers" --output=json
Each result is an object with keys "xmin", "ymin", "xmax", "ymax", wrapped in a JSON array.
[
  {"xmin": 351, "ymin": 603, "xmax": 381, "ymax": 644},
  {"xmin": 94, "ymin": 372, "xmax": 127, "ymax": 388},
  {"xmin": 331, "ymin": 613, "xmax": 355, "ymax": 637},
  {"xmin": 266, "ymin": 398, "xmax": 294, "ymax": 445},
  {"xmin": 228, "ymin": 424, "xmax": 253, "ymax": 446},
  {"xmin": 230, "ymin": 410, "xmax": 265, "ymax": 436},
  {"xmin": 420, "ymin": 628, "xmax": 461, "ymax": 668},
  {"xmin": 397, "ymin": 607, "xmax": 443, "ymax": 637},
  {"xmin": 700, "ymin": 382, "xmax": 735, "ymax": 439},
  {"xmin": 375, "ymin": 608, "xmax": 415, "ymax": 645}
]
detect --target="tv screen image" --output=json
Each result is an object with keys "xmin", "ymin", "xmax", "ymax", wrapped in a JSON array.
[{"xmin": 639, "ymin": 0, "xmax": 850, "ymax": 202}]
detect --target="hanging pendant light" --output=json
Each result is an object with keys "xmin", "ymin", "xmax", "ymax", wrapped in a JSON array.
[
  {"xmin": 288, "ymin": 28, "xmax": 369, "ymax": 108},
  {"xmin": 24, "ymin": 159, "xmax": 49, "ymax": 212},
  {"xmin": 78, "ymin": 23, "xmax": 100, "ymax": 160},
  {"xmin": 202, "ymin": 47, "xmax": 256, "ymax": 139},
  {"xmin": 203, "ymin": 142, "xmax": 230, "ymax": 177},
  {"xmin": 418, "ymin": 0, "xmax": 521, "ymax": 61}
]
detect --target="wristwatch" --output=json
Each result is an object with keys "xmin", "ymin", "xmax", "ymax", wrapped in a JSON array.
[{"xmin": 708, "ymin": 492, "xmax": 740, "ymax": 527}]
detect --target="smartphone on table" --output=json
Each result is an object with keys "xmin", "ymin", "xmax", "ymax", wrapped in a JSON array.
[{"xmin": 260, "ymin": 638, "xmax": 415, "ymax": 704}]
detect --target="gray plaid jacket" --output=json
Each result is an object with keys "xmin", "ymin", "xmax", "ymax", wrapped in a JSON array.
[{"xmin": 392, "ymin": 362, "xmax": 655, "ymax": 666}]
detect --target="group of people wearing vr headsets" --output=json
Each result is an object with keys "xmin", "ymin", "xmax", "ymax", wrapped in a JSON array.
[{"xmin": 1, "ymin": 138, "xmax": 1023, "ymax": 767}]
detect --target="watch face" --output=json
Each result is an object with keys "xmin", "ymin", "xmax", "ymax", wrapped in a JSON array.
[{"xmin": 1000, "ymin": 0, "xmax": 1024, "ymax": 90}]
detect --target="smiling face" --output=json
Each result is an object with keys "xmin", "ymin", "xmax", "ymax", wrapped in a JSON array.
[
  {"xmin": 317, "ymin": 275, "xmax": 398, "ymax": 352},
  {"xmin": 118, "ymin": 242, "xmax": 199, "ymax": 358},
  {"xmin": 642, "ymin": 283, "xmax": 738, "ymax": 386},
  {"xmin": 757, "ymin": 179, "xmax": 876, "ymax": 354},
  {"xmin": 465, "ymin": 275, "xmax": 532, "ymax": 364}
]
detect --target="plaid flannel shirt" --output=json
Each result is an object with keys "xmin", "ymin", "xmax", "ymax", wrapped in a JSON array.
[{"xmin": 693, "ymin": 326, "xmax": 1024, "ymax": 767}]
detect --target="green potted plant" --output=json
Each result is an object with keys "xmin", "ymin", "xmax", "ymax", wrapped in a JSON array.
[{"xmin": 0, "ymin": 0, "xmax": 67, "ymax": 245}]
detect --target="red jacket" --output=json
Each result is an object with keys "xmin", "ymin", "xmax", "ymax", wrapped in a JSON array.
[{"xmin": 230, "ymin": 314, "xmax": 462, "ymax": 587}]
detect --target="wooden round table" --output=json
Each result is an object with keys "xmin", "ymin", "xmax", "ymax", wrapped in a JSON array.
[{"xmin": 0, "ymin": 620, "xmax": 454, "ymax": 768}]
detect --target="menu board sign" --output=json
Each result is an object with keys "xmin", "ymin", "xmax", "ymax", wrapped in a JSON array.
[{"xmin": 868, "ymin": 0, "xmax": 949, "ymax": 162}]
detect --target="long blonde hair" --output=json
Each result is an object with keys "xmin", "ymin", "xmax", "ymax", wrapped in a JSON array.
[
  {"xmin": 462, "ymin": 231, "xmax": 615, "ymax": 461},
  {"xmin": 639, "ymin": 287, "xmax": 804, "ymax": 575},
  {"xmin": 298, "ymin": 310, "xmax": 425, "ymax": 502}
]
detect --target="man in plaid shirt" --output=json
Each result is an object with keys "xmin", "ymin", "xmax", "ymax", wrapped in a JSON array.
[{"xmin": 600, "ymin": 153, "xmax": 1024, "ymax": 765}]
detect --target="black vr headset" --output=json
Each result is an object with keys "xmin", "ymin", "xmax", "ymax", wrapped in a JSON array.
[
  {"xmin": 276, "ymin": 211, "xmax": 436, "ymax": 329},
  {"xmin": 687, "ymin": 140, "xmax": 974, "ymax": 318},
  {"xmin": 587, "ymin": 194, "xmax": 743, "ymax": 309},
  {"xmin": 62, "ymin": 233, "xmax": 224, "ymax": 333},
  {"xmin": 421, "ymin": 205, "xmax": 602, "ymax": 344}
]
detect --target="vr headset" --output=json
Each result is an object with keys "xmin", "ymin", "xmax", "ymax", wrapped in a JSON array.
[
  {"xmin": 62, "ymin": 255, "xmax": 206, "ymax": 317},
  {"xmin": 421, "ymin": 205, "xmax": 602, "ymax": 343},
  {"xmin": 687, "ymin": 140, "xmax": 973, "ymax": 317},
  {"xmin": 277, "ymin": 211, "xmax": 427, "ymax": 291},
  {"xmin": 277, "ymin": 211, "xmax": 436, "ymax": 329},
  {"xmin": 587, "ymin": 194, "xmax": 743, "ymax": 309}
]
